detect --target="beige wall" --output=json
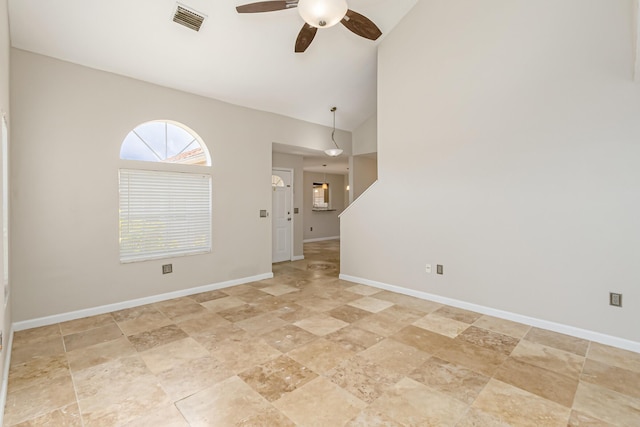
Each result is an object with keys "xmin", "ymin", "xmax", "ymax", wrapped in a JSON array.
[
  {"xmin": 349, "ymin": 114, "xmax": 378, "ymax": 204},
  {"xmin": 303, "ymin": 172, "xmax": 344, "ymax": 241},
  {"xmin": 351, "ymin": 155, "xmax": 377, "ymax": 201},
  {"xmin": 341, "ymin": 0, "xmax": 640, "ymax": 343},
  {"xmin": 0, "ymin": 0, "xmax": 11, "ymax": 401},
  {"xmin": 272, "ymin": 153, "xmax": 304, "ymax": 258},
  {"xmin": 352, "ymin": 115, "xmax": 377, "ymax": 155},
  {"xmin": 9, "ymin": 49, "xmax": 350, "ymax": 321}
]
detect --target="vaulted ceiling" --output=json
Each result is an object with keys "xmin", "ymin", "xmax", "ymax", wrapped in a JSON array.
[{"xmin": 8, "ymin": 0, "xmax": 417, "ymax": 131}]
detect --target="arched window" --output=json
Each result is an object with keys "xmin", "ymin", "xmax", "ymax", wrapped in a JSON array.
[
  {"xmin": 120, "ymin": 120, "xmax": 210, "ymax": 165},
  {"xmin": 119, "ymin": 121, "xmax": 211, "ymax": 263},
  {"xmin": 272, "ymin": 175, "xmax": 285, "ymax": 187}
]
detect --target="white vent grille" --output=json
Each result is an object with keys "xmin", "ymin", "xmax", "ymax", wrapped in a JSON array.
[{"xmin": 173, "ymin": 4, "xmax": 205, "ymax": 32}]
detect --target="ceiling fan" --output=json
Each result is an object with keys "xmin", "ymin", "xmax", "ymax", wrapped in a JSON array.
[{"xmin": 235, "ymin": 0, "xmax": 382, "ymax": 53}]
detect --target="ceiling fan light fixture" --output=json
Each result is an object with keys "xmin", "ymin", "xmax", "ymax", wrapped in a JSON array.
[{"xmin": 297, "ymin": 0, "xmax": 348, "ymax": 28}]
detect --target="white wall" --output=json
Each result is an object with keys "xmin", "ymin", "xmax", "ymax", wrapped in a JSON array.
[
  {"xmin": 341, "ymin": 0, "xmax": 640, "ymax": 343},
  {"xmin": 303, "ymin": 172, "xmax": 344, "ymax": 240},
  {"xmin": 10, "ymin": 49, "xmax": 349, "ymax": 322},
  {"xmin": 272, "ymin": 153, "xmax": 304, "ymax": 258}
]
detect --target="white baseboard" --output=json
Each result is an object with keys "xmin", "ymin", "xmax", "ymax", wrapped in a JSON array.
[
  {"xmin": 303, "ymin": 236, "xmax": 340, "ymax": 243},
  {"xmin": 291, "ymin": 255, "xmax": 305, "ymax": 261},
  {"xmin": 339, "ymin": 274, "xmax": 640, "ymax": 354},
  {"xmin": 13, "ymin": 272, "xmax": 274, "ymax": 332},
  {"xmin": 0, "ymin": 328, "xmax": 14, "ymax": 427}
]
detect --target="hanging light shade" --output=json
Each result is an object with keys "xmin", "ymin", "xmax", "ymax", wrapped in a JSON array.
[
  {"xmin": 324, "ymin": 106, "xmax": 343, "ymax": 157},
  {"xmin": 324, "ymin": 148, "xmax": 343, "ymax": 156},
  {"xmin": 298, "ymin": 0, "xmax": 348, "ymax": 28}
]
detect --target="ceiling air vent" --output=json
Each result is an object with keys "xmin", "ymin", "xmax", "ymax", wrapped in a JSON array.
[{"xmin": 173, "ymin": 4, "xmax": 206, "ymax": 32}]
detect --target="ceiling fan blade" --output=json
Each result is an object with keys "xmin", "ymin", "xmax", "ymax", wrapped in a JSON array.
[
  {"xmin": 236, "ymin": 1, "xmax": 296, "ymax": 13},
  {"xmin": 340, "ymin": 9, "xmax": 382, "ymax": 41},
  {"xmin": 295, "ymin": 24, "xmax": 317, "ymax": 53}
]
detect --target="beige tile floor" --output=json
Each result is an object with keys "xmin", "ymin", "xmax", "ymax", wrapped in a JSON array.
[{"xmin": 4, "ymin": 240, "xmax": 640, "ymax": 426}]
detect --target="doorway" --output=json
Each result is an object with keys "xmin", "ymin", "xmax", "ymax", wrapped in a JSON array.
[{"xmin": 272, "ymin": 168, "xmax": 293, "ymax": 263}]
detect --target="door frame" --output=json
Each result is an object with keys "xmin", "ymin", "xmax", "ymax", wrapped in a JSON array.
[{"xmin": 272, "ymin": 167, "xmax": 294, "ymax": 262}]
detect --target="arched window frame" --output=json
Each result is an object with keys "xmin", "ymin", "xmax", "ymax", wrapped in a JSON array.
[
  {"xmin": 120, "ymin": 120, "xmax": 211, "ymax": 166},
  {"xmin": 118, "ymin": 120, "xmax": 212, "ymax": 263}
]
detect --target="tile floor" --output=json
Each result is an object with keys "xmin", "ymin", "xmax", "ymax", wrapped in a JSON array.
[{"xmin": 4, "ymin": 240, "xmax": 640, "ymax": 426}]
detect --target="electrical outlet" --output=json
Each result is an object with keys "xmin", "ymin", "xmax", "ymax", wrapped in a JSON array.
[
  {"xmin": 609, "ymin": 292, "xmax": 622, "ymax": 307},
  {"xmin": 436, "ymin": 264, "xmax": 444, "ymax": 275},
  {"xmin": 162, "ymin": 264, "xmax": 173, "ymax": 274},
  {"xmin": 425, "ymin": 264, "xmax": 432, "ymax": 273}
]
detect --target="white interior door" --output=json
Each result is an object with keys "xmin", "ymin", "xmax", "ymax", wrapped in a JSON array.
[{"xmin": 272, "ymin": 169, "xmax": 292, "ymax": 263}]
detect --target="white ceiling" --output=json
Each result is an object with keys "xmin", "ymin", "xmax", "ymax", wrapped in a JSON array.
[{"xmin": 7, "ymin": 0, "xmax": 417, "ymax": 131}]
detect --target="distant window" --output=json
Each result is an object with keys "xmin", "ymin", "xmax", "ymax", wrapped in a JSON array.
[
  {"xmin": 312, "ymin": 182, "xmax": 330, "ymax": 209},
  {"xmin": 272, "ymin": 175, "xmax": 285, "ymax": 187},
  {"xmin": 120, "ymin": 120, "xmax": 210, "ymax": 165},
  {"xmin": 119, "ymin": 121, "xmax": 211, "ymax": 263}
]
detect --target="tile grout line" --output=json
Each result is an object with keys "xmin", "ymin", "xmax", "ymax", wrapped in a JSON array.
[
  {"xmin": 7, "ymin": 241, "xmax": 639, "ymax": 426},
  {"xmin": 63, "ymin": 338, "xmax": 86, "ymax": 427}
]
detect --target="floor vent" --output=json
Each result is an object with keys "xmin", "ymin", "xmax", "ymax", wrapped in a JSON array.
[{"xmin": 173, "ymin": 4, "xmax": 206, "ymax": 32}]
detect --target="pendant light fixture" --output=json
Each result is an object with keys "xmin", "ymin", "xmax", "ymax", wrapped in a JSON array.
[
  {"xmin": 325, "ymin": 106, "xmax": 343, "ymax": 157},
  {"xmin": 322, "ymin": 164, "xmax": 328, "ymax": 189}
]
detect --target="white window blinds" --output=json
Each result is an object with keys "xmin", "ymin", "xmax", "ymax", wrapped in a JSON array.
[{"xmin": 119, "ymin": 169, "xmax": 211, "ymax": 262}]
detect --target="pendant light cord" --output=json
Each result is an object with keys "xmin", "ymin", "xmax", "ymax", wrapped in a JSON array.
[{"xmin": 331, "ymin": 107, "xmax": 340, "ymax": 149}]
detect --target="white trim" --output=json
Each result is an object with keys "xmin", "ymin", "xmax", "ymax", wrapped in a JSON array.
[
  {"xmin": 303, "ymin": 236, "xmax": 340, "ymax": 243},
  {"xmin": 291, "ymin": 255, "xmax": 305, "ymax": 261},
  {"xmin": 13, "ymin": 273, "xmax": 273, "ymax": 331},
  {"xmin": 0, "ymin": 328, "xmax": 14, "ymax": 427},
  {"xmin": 339, "ymin": 274, "xmax": 640, "ymax": 354}
]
